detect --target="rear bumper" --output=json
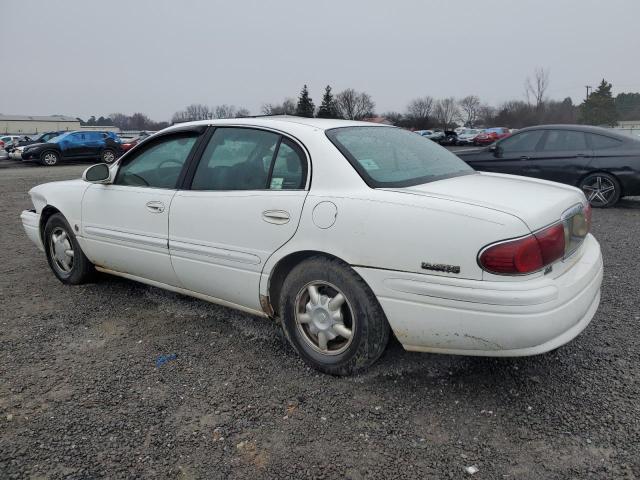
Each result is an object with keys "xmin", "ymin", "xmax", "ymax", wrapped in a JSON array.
[
  {"xmin": 355, "ymin": 234, "xmax": 603, "ymax": 356},
  {"xmin": 20, "ymin": 209, "xmax": 44, "ymax": 252}
]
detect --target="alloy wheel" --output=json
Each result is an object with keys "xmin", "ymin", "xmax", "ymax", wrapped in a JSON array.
[
  {"xmin": 43, "ymin": 152, "xmax": 58, "ymax": 165},
  {"xmin": 294, "ymin": 281, "xmax": 355, "ymax": 355},
  {"xmin": 102, "ymin": 150, "xmax": 115, "ymax": 163},
  {"xmin": 49, "ymin": 227, "xmax": 74, "ymax": 274},
  {"xmin": 582, "ymin": 176, "xmax": 616, "ymax": 207}
]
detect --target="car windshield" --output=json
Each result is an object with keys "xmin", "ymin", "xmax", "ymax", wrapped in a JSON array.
[{"xmin": 326, "ymin": 126, "xmax": 475, "ymax": 188}]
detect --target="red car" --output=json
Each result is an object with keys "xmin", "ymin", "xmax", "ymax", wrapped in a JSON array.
[
  {"xmin": 120, "ymin": 132, "xmax": 152, "ymax": 152},
  {"xmin": 474, "ymin": 127, "xmax": 511, "ymax": 146}
]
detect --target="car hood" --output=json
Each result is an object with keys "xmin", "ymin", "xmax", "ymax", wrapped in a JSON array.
[
  {"xmin": 384, "ymin": 172, "xmax": 585, "ymax": 231},
  {"xmin": 24, "ymin": 142, "xmax": 52, "ymax": 149}
]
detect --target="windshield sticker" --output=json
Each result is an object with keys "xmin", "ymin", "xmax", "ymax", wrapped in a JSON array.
[{"xmin": 359, "ymin": 158, "xmax": 380, "ymax": 170}]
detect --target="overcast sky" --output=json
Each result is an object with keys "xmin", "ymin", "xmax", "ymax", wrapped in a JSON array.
[{"xmin": 2, "ymin": 0, "xmax": 639, "ymax": 121}]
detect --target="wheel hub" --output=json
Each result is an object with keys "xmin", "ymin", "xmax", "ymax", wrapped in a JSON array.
[
  {"xmin": 295, "ymin": 282, "xmax": 354, "ymax": 355},
  {"xmin": 582, "ymin": 176, "xmax": 615, "ymax": 206},
  {"xmin": 50, "ymin": 228, "xmax": 74, "ymax": 273}
]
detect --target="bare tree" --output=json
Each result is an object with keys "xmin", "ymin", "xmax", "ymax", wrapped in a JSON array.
[
  {"xmin": 261, "ymin": 98, "xmax": 296, "ymax": 115},
  {"xmin": 335, "ymin": 89, "xmax": 375, "ymax": 120},
  {"xmin": 407, "ymin": 96, "xmax": 434, "ymax": 119},
  {"xmin": 405, "ymin": 96, "xmax": 434, "ymax": 128},
  {"xmin": 172, "ymin": 104, "xmax": 213, "ymax": 123},
  {"xmin": 525, "ymin": 67, "xmax": 550, "ymax": 109},
  {"xmin": 434, "ymin": 97, "xmax": 459, "ymax": 128},
  {"xmin": 458, "ymin": 95, "xmax": 481, "ymax": 127},
  {"xmin": 235, "ymin": 108, "xmax": 251, "ymax": 118}
]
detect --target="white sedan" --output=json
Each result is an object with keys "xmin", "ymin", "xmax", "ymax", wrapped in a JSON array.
[{"xmin": 20, "ymin": 118, "xmax": 603, "ymax": 375}]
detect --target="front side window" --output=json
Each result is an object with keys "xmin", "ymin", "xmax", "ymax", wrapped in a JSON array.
[
  {"xmin": 191, "ymin": 128, "xmax": 306, "ymax": 191},
  {"xmin": 115, "ymin": 133, "xmax": 197, "ymax": 188},
  {"xmin": 542, "ymin": 130, "xmax": 587, "ymax": 151},
  {"xmin": 326, "ymin": 126, "xmax": 474, "ymax": 187},
  {"xmin": 499, "ymin": 130, "xmax": 544, "ymax": 153}
]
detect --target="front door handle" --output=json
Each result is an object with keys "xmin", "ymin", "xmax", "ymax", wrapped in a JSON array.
[
  {"xmin": 262, "ymin": 210, "xmax": 290, "ymax": 224},
  {"xmin": 520, "ymin": 155, "xmax": 530, "ymax": 160},
  {"xmin": 146, "ymin": 201, "xmax": 165, "ymax": 213}
]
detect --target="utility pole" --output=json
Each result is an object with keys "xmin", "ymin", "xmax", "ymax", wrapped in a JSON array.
[{"xmin": 585, "ymin": 85, "xmax": 592, "ymax": 101}]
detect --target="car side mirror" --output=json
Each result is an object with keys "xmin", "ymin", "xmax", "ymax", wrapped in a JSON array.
[
  {"xmin": 83, "ymin": 163, "xmax": 111, "ymax": 184},
  {"xmin": 489, "ymin": 145, "xmax": 500, "ymax": 155}
]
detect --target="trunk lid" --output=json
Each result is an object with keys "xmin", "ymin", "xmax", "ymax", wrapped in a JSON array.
[{"xmin": 386, "ymin": 172, "xmax": 586, "ymax": 231}]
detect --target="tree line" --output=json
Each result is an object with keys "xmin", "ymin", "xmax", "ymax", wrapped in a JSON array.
[{"xmin": 81, "ymin": 68, "xmax": 639, "ymax": 131}]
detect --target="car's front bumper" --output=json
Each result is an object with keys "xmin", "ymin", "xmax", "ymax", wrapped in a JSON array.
[
  {"xmin": 21, "ymin": 209, "xmax": 44, "ymax": 252},
  {"xmin": 355, "ymin": 234, "xmax": 603, "ymax": 356}
]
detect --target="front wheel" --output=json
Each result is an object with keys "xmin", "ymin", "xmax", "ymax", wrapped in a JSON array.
[
  {"xmin": 580, "ymin": 172, "xmax": 621, "ymax": 208},
  {"xmin": 279, "ymin": 256, "xmax": 390, "ymax": 376},
  {"xmin": 101, "ymin": 149, "xmax": 116, "ymax": 164},
  {"xmin": 40, "ymin": 150, "xmax": 60, "ymax": 166},
  {"xmin": 44, "ymin": 213, "xmax": 94, "ymax": 284}
]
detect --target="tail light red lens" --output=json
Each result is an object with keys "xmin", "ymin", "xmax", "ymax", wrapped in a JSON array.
[
  {"xmin": 480, "ymin": 223, "xmax": 565, "ymax": 275},
  {"xmin": 479, "ymin": 203, "xmax": 591, "ymax": 275}
]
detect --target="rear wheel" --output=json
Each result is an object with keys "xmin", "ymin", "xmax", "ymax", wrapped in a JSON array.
[
  {"xmin": 279, "ymin": 256, "xmax": 390, "ymax": 376},
  {"xmin": 580, "ymin": 173, "xmax": 621, "ymax": 208},
  {"xmin": 44, "ymin": 213, "xmax": 94, "ymax": 284},
  {"xmin": 40, "ymin": 150, "xmax": 59, "ymax": 166}
]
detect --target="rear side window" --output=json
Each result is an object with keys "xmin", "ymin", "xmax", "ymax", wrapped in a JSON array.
[
  {"xmin": 542, "ymin": 130, "xmax": 587, "ymax": 151},
  {"xmin": 326, "ymin": 126, "xmax": 474, "ymax": 188},
  {"xmin": 191, "ymin": 128, "xmax": 307, "ymax": 191},
  {"xmin": 115, "ymin": 133, "xmax": 198, "ymax": 188},
  {"xmin": 588, "ymin": 134, "xmax": 622, "ymax": 150}
]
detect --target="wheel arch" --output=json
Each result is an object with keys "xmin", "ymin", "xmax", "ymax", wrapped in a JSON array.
[
  {"xmin": 266, "ymin": 250, "xmax": 358, "ymax": 317},
  {"xmin": 39, "ymin": 205, "xmax": 62, "ymax": 243}
]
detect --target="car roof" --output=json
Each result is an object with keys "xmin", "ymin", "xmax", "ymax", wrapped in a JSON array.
[
  {"xmin": 161, "ymin": 116, "xmax": 390, "ymax": 134},
  {"xmin": 518, "ymin": 124, "xmax": 630, "ymax": 140}
]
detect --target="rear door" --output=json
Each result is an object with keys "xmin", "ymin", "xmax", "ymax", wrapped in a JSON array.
[
  {"xmin": 169, "ymin": 126, "xmax": 309, "ymax": 311},
  {"xmin": 522, "ymin": 129, "xmax": 593, "ymax": 184}
]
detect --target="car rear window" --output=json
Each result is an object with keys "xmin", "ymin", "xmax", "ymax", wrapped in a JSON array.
[{"xmin": 326, "ymin": 126, "xmax": 475, "ymax": 188}]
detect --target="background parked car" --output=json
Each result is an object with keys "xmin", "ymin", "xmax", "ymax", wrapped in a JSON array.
[
  {"xmin": 19, "ymin": 130, "xmax": 122, "ymax": 166},
  {"xmin": 457, "ymin": 128, "xmax": 483, "ymax": 145},
  {"xmin": 415, "ymin": 129, "xmax": 445, "ymax": 142},
  {"xmin": 0, "ymin": 135, "xmax": 22, "ymax": 152},
  {"xmin": 8, "ymin": 131, "xmax": 67, "ymax": 158},
  {"xmin": 439, "ymin": 130, "xmax": 458, "ymax": 146},
  {"xmin": 456, "ymin": 124, "xmax": 640, "ymax": 207},
  {"xmin": 474, "ymin": 127, "xmax": 511, "ymax": 146},
  {"xmin": 120, "ymin": 131, "xmax": 152, "ymax": 152}
]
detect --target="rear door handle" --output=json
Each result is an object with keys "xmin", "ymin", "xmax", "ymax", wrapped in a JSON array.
[
  {"xmin": 146, "ymin": 201, "xmax": 165, "ymax": 213},
  {"xmin": 262, "ymin": 210, "xmax": 290, "ymax": 224},
  {"xmin": 520, "ymin": 156, "xmax": 530, "ymax": 160}
]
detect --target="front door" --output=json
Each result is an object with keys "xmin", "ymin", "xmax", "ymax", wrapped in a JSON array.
[
  {"xmin": 169, "ymin": 127, "xmax": 309, "ymax": 311},
  {"xmin": 62, "ymin": 132, "xmax": 90, "ymax": 158},
  {"xmin": 522, "ymin": 129, "xmax": 592, "ymax": 184},
  {"xmin": 81, "ymin": 130, "xmax": 202, "ymax": 286},
  {"xmin": 466, "ymin": 129, "xmax": 545, "ymax": 175}
]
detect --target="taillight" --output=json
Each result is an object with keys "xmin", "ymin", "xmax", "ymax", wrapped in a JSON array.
[
  {"xmin": 479, "ymin": 203, "xmax": 591, "ymax": 275},
  {"xmin": 479, "ymin": 223, "xmax": 565, "ymax": 275}
]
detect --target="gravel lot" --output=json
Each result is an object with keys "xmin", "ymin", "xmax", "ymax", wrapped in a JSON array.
[{"xmin": 1, "ymin": 163, "xmax": 639, "ymax": 479}]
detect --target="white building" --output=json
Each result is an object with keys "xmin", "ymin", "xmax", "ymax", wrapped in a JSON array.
[{"xmin": 0, "ymin": 115, "xmax": 81, "ymax": 135}]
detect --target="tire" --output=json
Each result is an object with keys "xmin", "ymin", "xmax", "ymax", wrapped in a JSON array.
[
  {"xmin": 44, "ymin": 213, "xmax": 94, "ymax": 284},
  {"xmin": 279, "ymin": 256, "xmax": 390, "ymax": 376},
  {"xmin": 579, "ymin": 172, "xmax": 621, "ymax": 208},
  {"xmin": 101, "ymin": 149, "xmax": 116, "ymax": 164},
  {"xmin": 40, "ymin": 150, "xmax": 60, "ymax": 166}
]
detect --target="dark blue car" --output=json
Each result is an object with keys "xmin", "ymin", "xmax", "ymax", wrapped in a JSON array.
[{"xmin": 20, "ymin": 130, "xmax": 122, "ymax": 166}]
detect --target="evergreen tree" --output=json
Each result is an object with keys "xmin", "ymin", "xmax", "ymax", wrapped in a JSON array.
[
  {"xmin": 317, "ymin": 85, "xmax": 340, "ymax": 118},
  {"xmin": 579, "ymin": 79, "xmax": 618, "ymax": 126},
  {"xmin": 295, "ymin": 85, "xmax": 315, "ymax": 118}
]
